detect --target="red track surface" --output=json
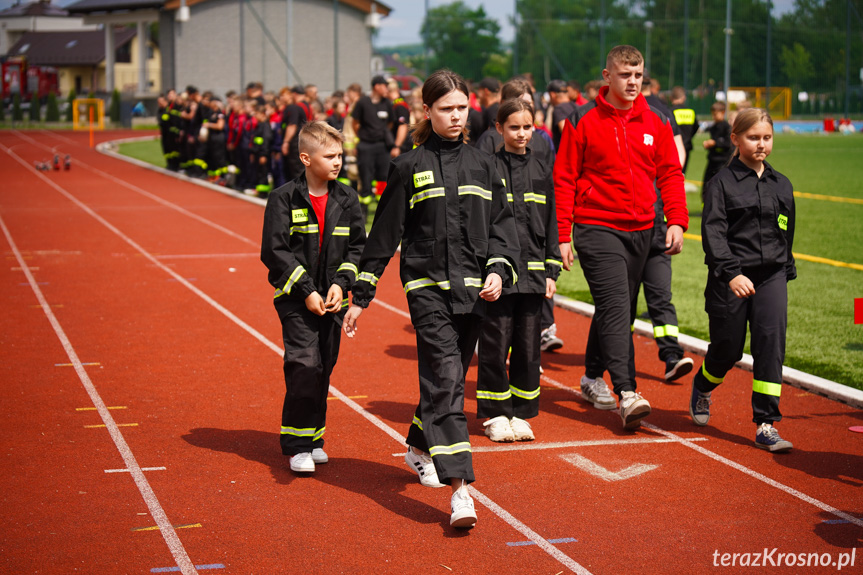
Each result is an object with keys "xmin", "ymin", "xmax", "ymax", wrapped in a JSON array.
[{"xmin": 1, "ymin": 129, "xmax": 861, "ymax": 574}]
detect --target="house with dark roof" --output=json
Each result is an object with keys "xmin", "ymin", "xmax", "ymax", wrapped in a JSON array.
[
  {"xmin": 65, "ymin": 0, "xmax": 392, "ymax": 97},
  {"xmin": 0, "ymin": 0, "xmax": 98, "ymax": 56},
  {"xmin": 7, "ymin": 26, "xmax": 161, "ymax": 95}
]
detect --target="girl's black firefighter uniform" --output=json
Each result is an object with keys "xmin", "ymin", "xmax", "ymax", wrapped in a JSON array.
[
  {"xmin": 261, "ymin": 174, "xmax": 366, "ymax": 458},
  {"xmin": 351, "ymin": 131, "xmax": 520, "ymax": 485},
  {"xmin": 476, "ymin": 146, "xmax": 562, "ymax": 423},
  {"xmin": 693, "ymin": 156, "xmax": 796, "ymax": 432}
]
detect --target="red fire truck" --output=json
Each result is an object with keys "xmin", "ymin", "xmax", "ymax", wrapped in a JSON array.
[{"xmin": 1, "ymin": 56, "xmax": 59, "ymax": 102}]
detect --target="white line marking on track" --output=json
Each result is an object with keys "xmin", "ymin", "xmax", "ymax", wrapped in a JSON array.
[
  {"xmin": 3, "ymin": 142, "xmax": 594, "ymax": 575},
  {"xmin": 560, "ymin": 453, "xmax": 658, "ymax": 482},
  {"xmin": 106, "ymin": 467, "xmax": 167, "ymax": 473},
  {"xmin": 392, "ymin": 436, "xmax": 709, "ymax": 456},
  {"xmin": 155, "ymin": 253, "xmax": 260, "ymax": 260},
  {"xmin": 0, "ymin": 148, "xmax": 199, "ymax": 575}
]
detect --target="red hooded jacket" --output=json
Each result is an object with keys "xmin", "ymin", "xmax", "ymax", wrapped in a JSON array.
[{"xmin": 554, "ymin": 86, "xmax": 688, "ymax": 241}]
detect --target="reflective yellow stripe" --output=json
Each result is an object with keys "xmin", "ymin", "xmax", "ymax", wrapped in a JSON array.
[
  {"xmin": 290, "ymin": 224, "xmax": 319, "ymax": 235},
  {"xmin": 282, "ymin": 266, "xmax": 306, "ymax": 295},
  {"xmin": 477, "ymin": 389, "xmax": 512, "ymax": 401},
  {"xmin": 523, "ymin": 193, "xmax": 546, "ymax": 204},
  {"xmin": 753, "ymin": 379, "xmax": 782, "ymax": 397},
  {"xmin": 527, "ymin": 261, "xmax": 545, "ymax": 271},
  {"xmin": 404, "ymin": 277, "xmax": 451, "ymax": 293},
  {"xmin": 653, "ymin": 324, "xmax": 680, "ymax": 338},
  {"xmin": 313, "ymin": 427, "xmax": 326, "ymax": 441},
  {"xmin": 411, "ymin": 415, "xmax": 423, "ymax": 430},
  {"xmin": 510, "ymin": 385, "xmax": 540, "ymax": 400},
  {"xmin": 546, "ymin": 258, "xmax": 563, "ymax": 268},
  {"xmin": 464, "ymin": 277, "xmax": 483, "ymax": 288},
  {"xmin": 507, "ymin": 193, "xmax": 514, "ymax": 203},
  {"xmin": 409, "ymin": 187, "xmax": 445, "ymax": 209},
  {"xmin": 487, "ymin": 257, "xmax": 518, "ymax": 284},
  {"xmin": 340, "ymin": 298, "xmax": 349, "ymax": 309},
  {"xmin": 701, "ymin": 364, "xmax": 724, "ymax": 385},
  {"xmin": 337, "ymin": 262, "xmax": 358, "ymax": 278},
  {"xmin": 358, "ymin": 271, "xmax": 379, "ymax": 286},
  {"xmin": 458, "ymin": 185, "xmax": 492, "ymax": 201},
  {"xmin": 429, "ymin": 441, "xmax": 471, "ymax": 457},
  {"xmin": 280, "ymin": 426, "xmax": 315, "ymax": 437},
  {"xmin": 332, "ymin": 226, "xmax": 350, "ymax": 236}
]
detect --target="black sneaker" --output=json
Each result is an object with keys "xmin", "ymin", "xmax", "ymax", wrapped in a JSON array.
[
  {"xmin": 755, "ymin": 423, "xmax": 793, "ymax": 452},
  {"xmin": 665, "ymin": 357, "xmax": 694, "ymax": 382}
]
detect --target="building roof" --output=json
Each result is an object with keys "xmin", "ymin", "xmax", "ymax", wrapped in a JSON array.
[
  {"xmin": 65, "ymin": 0, "xmax": 165, "ymax": 15},
  {"xmin": 7, "ymin": 27, "xmax": 137, "ymax": 66},
  {"xmin": 0, "ymin": 0, "xmax": 70, "ymax": 18},
  {"xmin": 160, "ymin": 0, "xmax": 391, "ymax": 16}
]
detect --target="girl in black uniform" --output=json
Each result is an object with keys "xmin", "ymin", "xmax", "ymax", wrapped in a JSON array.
[
  {"xmin": 477, "ymin": 98, "xmax": 562, "ymax": 442},
  {"xmin": 689, "ymin": 108, "xmax": 797, "ymax": 452},
  {"xmin": 343, "ymin": 70, "xmax": 519, "ymax": 529}
]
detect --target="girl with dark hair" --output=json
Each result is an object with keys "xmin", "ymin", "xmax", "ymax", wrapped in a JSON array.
[
  {"xmin": 343, "ymin": 69, "xmax": 520, "ymax": 529},
  {"xmin": 690, "ymin": 108, "xmax": 797, "ymax": 452},
  {"xmin": 476, "ymin": 98, "xmax": 562, "ymax": 442}
]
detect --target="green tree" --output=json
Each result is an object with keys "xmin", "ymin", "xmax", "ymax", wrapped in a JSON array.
[
  {"xmin": 13, "ymin": 93, "xmax": 23, "ymax": 121},
  {"xmin": 110, "ymin": 88, "xmax": 121, "ymax": 123},
  {"xmin": 45, "ymin": 92, "xmax": 60, "ymax": 122},
  {"xmin": 420, "ymin": 1, "xmax": 503, "ymax": 81},
  {"xmin": 780, "ymin": 42, "xmax": 815, "ymax": 91},
  {"xmin": 29, "ymin": 94, "xmax": 41, "ymax": 122},
  {"xmin": 66, "ymin": 89, "xmax": 77, "ymax": 122}
]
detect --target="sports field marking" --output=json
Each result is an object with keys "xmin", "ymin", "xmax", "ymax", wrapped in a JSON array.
[
  {"xmin": 132, "ymin": 523, "xmax": 201, "ymax": 532},
  {"xmin": 84, "ymin": 423, "xmax": 138, "ymax": 428},
  {"xmin": 685, "ymin": 178, "xmax": 863, "ymax": 205},
  {"xmin": 1, "ymin": 152, "xmax": 199, "ymax": 575},
  {"xmin": 508, "ymin": 537, "xmax": 578, "ymax": 547},
  {"xmin": 151, "ymin": 565, "xmax": 224, "ymax": 573},
  {"xmin": 560, "ymin": 453, "xmax": 658, "ymax": 482},
  {"xmin": 57, "ymin": 362, "xmax": 100, "ymax": 367},
  {"xmin": 328, "ymin": 394, "xmax": 368, "ymax": 400},
  {"xmin": 77, "ymin": 406, "xmax": 126, "ymax": 411},
  {"xmin": 682, "ymin": 232, "xmax": 863, "ymax": 271},
  {"xmin": 4, "ymin": 143, "xmax": 594, "ymax": 575},
  {"xmin": 540, "ymin": 372, "xmax": 863, "ymax": 528},
  {"xmin": 435, "ymin": 436, "xmax": 709, "ymax": 455},
  {"xmin": 106, "ymin": 467, "xmax": 166, "ymax": 473},
  {"xmin": 31, "ymin": 304, "xmax": 63, "ymax": 308},
  {"xmin": 155, "ymin": 253, "xmax": 260, "ymax": 260},
  {"xmin": 12, "ymin": 266, "xmax": 39, "ymax": 270}
]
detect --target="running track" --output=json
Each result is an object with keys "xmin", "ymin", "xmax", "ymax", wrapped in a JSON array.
[{"xmin": 1, "ymin": 129, "xmax": 861, "ymax": 574}]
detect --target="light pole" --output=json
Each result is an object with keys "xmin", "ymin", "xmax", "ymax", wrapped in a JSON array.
[
  {"xmin": 723, "ymin": 0, "xmax": 732, "ymax": 96},
  {"xmin": 644, "ymin": 20, "xmax": 654, "ymax": 72}
]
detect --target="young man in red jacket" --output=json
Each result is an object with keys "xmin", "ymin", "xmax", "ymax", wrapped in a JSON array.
[{"xmin": 554, "ymin": 45, "xmax": 689, "ymax": 430}]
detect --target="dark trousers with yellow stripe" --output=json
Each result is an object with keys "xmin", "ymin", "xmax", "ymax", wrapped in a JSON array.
[
  {"xmin": 476, "ymin": 294, "xmax": 542, "ymax": 420},
  {"xmin": 642, "ymin": 249, "xmax": 685, "ymax": 362},
  {"xmin": 694, "ymin": 266, "xmax": 787, "ymax": 424},
  {"xmin": 275, "ymin": 298, "xmax": 343, "ymax": 456},
  {"xmin": 406, "ymin": 307, "xmax": 479, "ymax": 484},
  {"xmin": 356, "ymin": 141, "xmax": 389, "ymax": 216}
]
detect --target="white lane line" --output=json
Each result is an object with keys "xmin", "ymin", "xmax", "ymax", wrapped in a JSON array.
[
  {"xmin": 106, "ymin": 467, "xmax": 167, "ymax": 474},
  {"xmin": 392, "ymin": 436, "xmax": 709, "ymax": 457},
  {"xmin": 1, "ymin": 146, "xmax": 199, "ymax": 575},
  {"xmin": 0, "ymin": 214, "xmax": 198, "ymax": 575},
  {"xmin": 155, "ymin": 253, "xmax": 260, "ymax": 260},
  {"xmin": 540, "ymin": 373, "xmax": 863, "ymax": 528},
  {"xmin": 3, "ymin": 143, "xmax": 593, "ymax": 575}
]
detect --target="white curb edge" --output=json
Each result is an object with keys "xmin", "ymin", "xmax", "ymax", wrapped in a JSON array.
[{"xmin": 99, "ymin": 136, "xmax": 863, "ymax": 410}]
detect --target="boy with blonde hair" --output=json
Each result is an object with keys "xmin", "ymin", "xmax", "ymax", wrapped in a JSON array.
[{"xmin": 261, "ymin": 121, "xmax": 366, "ymax": 473}]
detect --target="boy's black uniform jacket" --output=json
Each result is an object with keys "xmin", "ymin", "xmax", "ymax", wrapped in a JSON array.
[
  {"xmin": 250, "ymin": 120, "xmax": 273, "ymax": 157},
  {"xmin": 702, "ymin": 157, "xmax": 796, "ymax": 284},
  {"xmin": 352, "ymin": 133, "xmax": 521, "ymax": 319},
  {"xmin": 494, "ymin": 148, "xmax": 562, "ymax": 295},
  {"xmin": 261, "ymin": 175, "xmax": 366, "ymax": 307},
  {"xmin": 707, "ymin": 120, "xmax": 732, "ymax": 162}
]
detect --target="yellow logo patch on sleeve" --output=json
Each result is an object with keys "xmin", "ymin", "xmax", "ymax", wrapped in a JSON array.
[
  {"xmin": 413, "ymin": 171, "xmax": 434, "ymax": 188},
  {"xmin": 292, "ymin": 208, "xmax": 309, "ymax": 223}
]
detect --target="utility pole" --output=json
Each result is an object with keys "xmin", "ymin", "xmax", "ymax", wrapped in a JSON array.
[
  {"xmin": 845, "ymin": 0, "xmax": 851, "ymax": 118},
  {"xmin": 766, "ymin": 1, "xmax": 772, "ymax": 111},
  {"xmin": 513, "ymin": 0, "xmax": 519, "ymax": 76},
  {"xmin": 723, "ymin": 0, "xmax": 732, "ymax": 97},
  {"xmin": 683, "ymin": 0, "xmax": 689, "ymax": 91}
]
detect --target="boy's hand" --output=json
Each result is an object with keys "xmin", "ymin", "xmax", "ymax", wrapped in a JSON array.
[
  {"xmin": 559, "ymin": 242, "xmax": 575, "ymax": 271},
  {"xmin": 324, "ymin": 284, "xmax": 343, "ymax": 313},
  {"xmin": 545, "ymin": 278, "xmax": 557, "ymax": 299},
  {"xmin": 703, "ymin": 139, "xmax": 715, "ymax": 149},
  {"xmin": 664, "ymin": 225, "xmax": 684, "ymax": 255},
  {"xmin": 343, "ymin": 304, "xmax": 363, "ymax": 338},
  {"xmin": 479, "ymin": 273, "xmax": 502, "ymax": 302},
  {"xmin": 729, "ymin": 275, "xmax": 755, "ymax": 299},
  {"xmin": 305, "ymin": 292, "xmax": 326, "ymax": 315}
]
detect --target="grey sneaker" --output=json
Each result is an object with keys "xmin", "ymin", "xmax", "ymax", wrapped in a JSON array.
[
  {"xmin": 755, "ymin": 423, "xmax": 793, "ymax": 452},
  {"xmin": 311, "ymin": 447, "xmax": 329, "ymax": 464},
  {"xmin": 580, "ymin": 375, "xmax": 617, "ymax": 410},
  {"xmin": 619, "ymin": 390, "xmax": 651, "ymax": 430},
  {"xmin": 689, "ymin": 375, "xmax": 712, "ymax": 426},
  {"xmin": 405, "ymin": 448, "xmax": 446, "ymax": 488},
  {"xmin": 540, "ymin": 323, "xmax": 564, "ymax": 352}
]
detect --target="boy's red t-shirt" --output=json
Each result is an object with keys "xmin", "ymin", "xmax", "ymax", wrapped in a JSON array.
[{"xmin": 309, "ymin": 192, "xmax": 328, "ymax": 249}]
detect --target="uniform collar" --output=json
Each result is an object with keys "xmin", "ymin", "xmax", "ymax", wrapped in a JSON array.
[
  {"xmin": 427, "ymin": 130, "xmax": 464, "ymax": 151},
  {"xmin": 729, "ymin": 156, "xmax": 777, "ymax": 182},
  {"xmin": 596, "ymin": 86, "xmax": 649, "ymax": 118}
]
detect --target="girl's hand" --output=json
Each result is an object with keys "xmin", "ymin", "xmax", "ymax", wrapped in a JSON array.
[
  {"xmin": 479, "ymin": 273, "xmax": 503, "ymax": 302},
  {"xmin": 324, "ymin": 284, "xmax": 343, "ymax": 313},
  {"xmin": 545, "ymin": 278, "xmax": 557, "ymax": 299},
  {"xmin": 305, "ymin": 292, "xmax": 326, "ymax": 315},
  {"xmin": 729, "ymin": 275, "xmax": 755, "ymax": 299},
  {"xmin": 343, "ymin": 304, "xmax": 363, "ymax": 338}
]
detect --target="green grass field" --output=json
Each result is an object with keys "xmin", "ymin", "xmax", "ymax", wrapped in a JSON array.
[{"xmin": 119, "ymin": 133, "xmax": 863, "ymax": 390}]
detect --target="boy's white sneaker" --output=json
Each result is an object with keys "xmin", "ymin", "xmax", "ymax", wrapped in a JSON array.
[
  {"xmin": 311, "ymin": 448, "xmax": 328, "ymax": 464},
  {"xmin": 483, "ymin": 415, "xmax": 515, "ymax": 442},
  {"xmin": 290, "ymin": 452, "xmax": 315, "ymax": 473},
  {"xmin": 509, "ymin": 417, "xmax": 535, "ymax": 441},
  {"xmin": 619, "ymin": 390, "xmax": 651, "ymax": 430},
  {"xmin": 404, "ymin": 448, "xmax": 446, "ymax": 488},
  {"xmin": 450, "ymin": 485, "xmax": 477, "ymax": 529},
  {"xmin": 580, "ymin": 375, "xmax": 617, "ymax": 410}
]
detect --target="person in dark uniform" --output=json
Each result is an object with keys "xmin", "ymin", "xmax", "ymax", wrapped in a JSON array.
[
  {"xmin": 261, "ymin": 121, "xmax": 366, "ymax": 474},
  {"xmin": 343, "ymin": 69, "xmax": 519, "ymax": 530},
  {"xmin": 670, "ymin": 86, "xmax": 698, "ymax": 175},
  {"xmin": 477, "ymin": 98, "xmax": 562, "ymax": 443},
  {"xmin": 702, "ymin": 101, "xmax": 732, "ymax": 193},
  {"xmin": 690, "ymin": 108, "xmax": 796, "ymax": 452},
  {"xmin": 351, "ymin": 75, "xmax": 395, "ymax": 218},
  {"xmin": 281, "ymin": 86, "xmax": 311, "ymax": 184},
  {"xmin": 547, "ymin": 79, "xmax": 575, "ymax": 151}
]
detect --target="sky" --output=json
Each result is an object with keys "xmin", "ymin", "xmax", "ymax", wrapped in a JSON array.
[{"xmin": 374, "ymin": 0, "xmax": 797, "ymax": 48}]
